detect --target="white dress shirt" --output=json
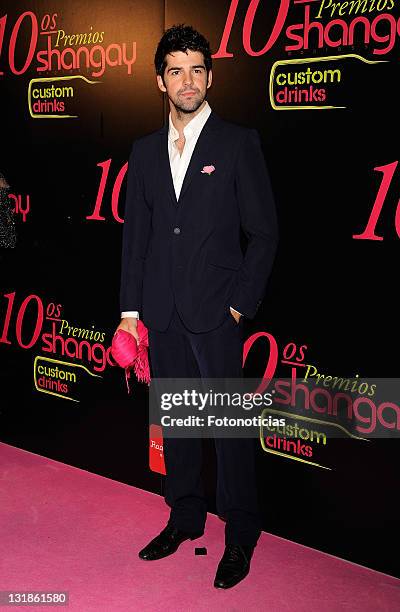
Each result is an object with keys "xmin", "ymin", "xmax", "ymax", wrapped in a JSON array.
[
  {"xmin": 168, "ymin": 99, "xmax": 212, "ymax": 201},
  {"xmin": 121, "ymin": 100, "xmax": 242, "ymax": 319}
]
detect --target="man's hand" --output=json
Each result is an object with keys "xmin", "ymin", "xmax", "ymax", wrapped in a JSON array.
[
  {"xmin": 114, "ymin": 317, "xmax": 139, "ymax": 345},
  {"xmin": 230, "ymin": 307, "xmax": 242, "ymax": 324}
]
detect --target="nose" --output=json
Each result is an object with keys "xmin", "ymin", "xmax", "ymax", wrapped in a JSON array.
[{"xmin": 182, "ymin": 71, "xmax": 194, "ymax": 87}]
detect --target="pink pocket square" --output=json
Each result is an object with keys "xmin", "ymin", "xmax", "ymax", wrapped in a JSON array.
[{"xmin": 111, "ymin": 320, "xmax": 151, "ymax": 394}]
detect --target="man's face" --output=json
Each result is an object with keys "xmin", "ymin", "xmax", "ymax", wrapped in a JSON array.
[{"xmin": 157, "ymin": 49, "xmax": 212, "ymax": 114}]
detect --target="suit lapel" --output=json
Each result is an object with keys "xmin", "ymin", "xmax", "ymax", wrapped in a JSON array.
[
  {"xmin": 158, "ymin": 123, "xmax": 178, "ymax": 207},
  {"xmin": 158, "ymin": 110, "xmax": 221, "ymax": 209}
]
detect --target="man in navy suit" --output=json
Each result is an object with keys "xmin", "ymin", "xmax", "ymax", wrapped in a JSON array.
[{"xmin": 116, "ymin": 24, "xmax": 278, "ymax": 589}]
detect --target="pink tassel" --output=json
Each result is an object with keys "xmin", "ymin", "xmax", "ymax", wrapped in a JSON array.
[{"xmin": 111, "ymin": 320, "xmax": 151, "ymax": 394}]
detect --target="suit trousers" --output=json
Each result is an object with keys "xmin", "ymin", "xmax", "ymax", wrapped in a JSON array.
[{"xmin": 147, "ymin": 301, "xmax": 262, "ymax": 547}]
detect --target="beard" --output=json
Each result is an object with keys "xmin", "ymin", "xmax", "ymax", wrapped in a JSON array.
[{"xmin": 170, "ymin": 89, "xmax": 206, "ymax": 115}]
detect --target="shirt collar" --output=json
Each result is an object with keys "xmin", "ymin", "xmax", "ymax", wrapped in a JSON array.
[{"xmin": 168, "ymin": 100, "xmax": 211, "ymax": 142}]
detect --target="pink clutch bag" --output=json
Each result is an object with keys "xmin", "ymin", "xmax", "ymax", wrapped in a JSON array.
[{"xmin": 111, "ymin": 319, "xmax": 151, "ymax": 394}]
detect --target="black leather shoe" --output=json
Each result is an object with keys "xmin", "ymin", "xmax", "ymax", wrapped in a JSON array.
[
  {"xmin": 214, "ymin": 544, "xmax": 255, "ymax": 589},
  {"xmin": 138, "ymin": 523, "xmax": 203, "ymax": 561}
]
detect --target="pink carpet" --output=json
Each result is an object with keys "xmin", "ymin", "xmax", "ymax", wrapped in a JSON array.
[{"xmin": 1, "ymin": 442, "xmax": 399, "ymax": 612}]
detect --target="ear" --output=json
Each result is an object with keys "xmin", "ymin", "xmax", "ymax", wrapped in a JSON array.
[
  {"xmin": 207, "ymin": 69, "xmax": 213, "ymax": 90},
  {"xmin": 157, "ymin": 74, "xmax": 166, "ymax": 93}
]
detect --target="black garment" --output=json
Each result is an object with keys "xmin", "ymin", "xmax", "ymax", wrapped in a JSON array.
[
  {"xmin": 120, "ymin": 110, "xmax": 279, "ymax": 331},
  {"xmin": 148, "ymin": 301, "xmax": 262, "ymax": 547},
  {"xmin": 120, "ymin": 109, "xmax": 278, "ymax": 547}
]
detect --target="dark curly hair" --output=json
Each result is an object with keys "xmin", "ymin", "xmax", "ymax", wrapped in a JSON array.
[{"xmin": 154, "ymin": 24, "xmax": 212, "ymax": 82}]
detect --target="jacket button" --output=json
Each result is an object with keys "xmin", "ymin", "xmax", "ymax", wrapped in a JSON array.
[{"xmin": 173, "ymin": 227, "xmax": 181, "ymax": 234}]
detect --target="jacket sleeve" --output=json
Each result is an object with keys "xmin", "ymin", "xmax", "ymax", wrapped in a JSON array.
[
  {"xmin": 230, "ymin": 128, "xmax": 279, "ymax": 319},
  {"xmin": 119, "ymin": 140, "xmax": 152, "ymax": 314}
]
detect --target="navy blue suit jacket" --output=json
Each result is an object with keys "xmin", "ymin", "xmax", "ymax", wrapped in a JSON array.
[{"xmin": 119, "ymin": 110, "xmax": 279, "ymax": 332}]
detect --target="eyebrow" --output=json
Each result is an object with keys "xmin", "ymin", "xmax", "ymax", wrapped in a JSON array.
[{"xmin": 167, "ymin": 65, "xmax": 205, "ymax": 73}]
